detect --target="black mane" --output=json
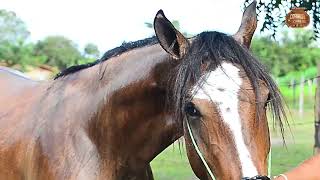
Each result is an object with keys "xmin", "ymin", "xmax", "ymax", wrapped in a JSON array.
[
  {"xmin": 171, "ymin": 31, "xmax": 286, "ymax": 135},
  {"xmin": 54, "ymin": 36, "xmax": 158, "ymax": 79}
]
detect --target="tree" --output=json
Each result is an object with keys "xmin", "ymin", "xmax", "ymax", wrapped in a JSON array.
[
  {"xmin": 316, "ymin": 63, "xmax": 320, "ymax": 154},
  {"xmin": 251, "ymin": 36, "xmax": 284, "ymax": 76},
  {"xmin": 0, "ymin": 42, "xmax": 36, "ymax": 68},
  {"xmin": 0, "ymin": 9, "xmax": 32, "ymax": 68},
  {"xmin": 84, "ymin": 43, "xmax": 99, "ymax": 59},
  {"xmin": 251, "ymin": 29, "xmax": 319, "ymax": 77},
  {"xmin": 244, "ymin": 0, "xmax": 320, "ymax": 39},
  {"xmin": 0, "ymin": 9, "xmax": 30, "ymax": 44},
  {"xmin": 34, "ymin": 36, "xmax": 82, "ymax": 70}
]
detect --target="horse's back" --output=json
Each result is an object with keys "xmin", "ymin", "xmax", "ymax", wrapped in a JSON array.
[{"xmin": 0, "ymin": 66, "xmax": 38, "ymax": 99}]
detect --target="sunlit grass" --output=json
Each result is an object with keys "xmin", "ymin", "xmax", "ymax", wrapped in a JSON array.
[
  {"xmin": 151, "ymin": 144, "xmax": 196, "ymax": 180},
  {"xmin": 269, "ymin": 109, "xmax": 315, "ymax": 176}
]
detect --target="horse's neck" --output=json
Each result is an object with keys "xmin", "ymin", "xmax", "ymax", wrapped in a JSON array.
[{"xmin": 53, "ymin": 44, "xmax": 182, "ymax": 177}]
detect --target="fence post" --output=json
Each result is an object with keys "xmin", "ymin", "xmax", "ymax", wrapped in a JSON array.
[
  {"xmin": 291, "ymin": 79, "xmax": 296, "ymax": 108},
  {"xmin": 299, "ymin": 76, "xmax": 304, "ymax": 118},
  {"xmin": 308, "ymin": 80, "xmax": 313, "ymax": 99},
  {"xmin": 315, "ymin": 63, "xmax": 320, "ymax": 154}
]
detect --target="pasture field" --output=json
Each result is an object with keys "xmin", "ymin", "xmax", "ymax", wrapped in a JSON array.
[
  {"xmin": 151, "ymin": 108, "xmax": 316, "ymax": 179},
  {"xmin": 277, "ymin": 66, "xmax": 317, "ymax": 109}
]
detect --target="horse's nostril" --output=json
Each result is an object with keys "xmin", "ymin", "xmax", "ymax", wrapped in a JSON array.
[{"xmin": 241, "ymin": 175, "xmax": 270, "ymax": 180}]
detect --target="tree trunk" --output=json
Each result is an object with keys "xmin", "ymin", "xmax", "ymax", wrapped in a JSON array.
[{"xmin": 315, "ymin": 62, "xmax": 320, "ymax": 154}]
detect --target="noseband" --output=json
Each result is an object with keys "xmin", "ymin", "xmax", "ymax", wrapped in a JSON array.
[
  {"xmin": 242, "ymin": 176, "xmax": 270, "ymax": 180},
  {"xmin": 185, "ymin": 119, "xmax": 272, "ymax": 180}
]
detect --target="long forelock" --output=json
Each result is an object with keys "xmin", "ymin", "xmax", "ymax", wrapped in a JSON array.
[{"xmin": 171, "ymin": 31, "xmax": 286, "ymax": 136}]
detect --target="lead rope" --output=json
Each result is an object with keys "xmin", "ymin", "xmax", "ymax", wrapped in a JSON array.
[
  {"xmin": 186, "ymin": 119, "xmax": 216, "ymax": 180},
  {"xmin": 268, "ymin": 141, "xmax": 272, "ymax": 178},
  {"xmin": 186, "ymin": 119, "xmax": 273, "ymax": 180}
]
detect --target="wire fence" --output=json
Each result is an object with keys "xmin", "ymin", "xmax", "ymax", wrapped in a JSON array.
[
  {"xmin": 277, "ymin": 75, "xmax": 320, "ymax": 87},
  {"xmin": 274, "ymin": 75, "xmax": 319, "ymax": 119}
]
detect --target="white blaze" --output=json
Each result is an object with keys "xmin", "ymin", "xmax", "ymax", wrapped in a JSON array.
[{"xmin": 193, "ymin": 62, "xmax": 258, "ymax": 177}]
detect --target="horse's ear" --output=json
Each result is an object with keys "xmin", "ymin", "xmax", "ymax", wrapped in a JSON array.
[
  {"xmin": 154, "ymin": 10, "xmax": 189, "ymax": 59},
  {"xmin": 233, "ymin": 1, "xmax": 257, "ymax": 48}
]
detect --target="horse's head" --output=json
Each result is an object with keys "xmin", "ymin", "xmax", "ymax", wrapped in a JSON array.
[{"xmin": 154, "ymin": 1, "xmax": 285, "ymax": 179}]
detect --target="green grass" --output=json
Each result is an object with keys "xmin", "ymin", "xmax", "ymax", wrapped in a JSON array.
[
  {"xmin": 279, "ymin": 84, "xmax": 316, "ymax": 109},
  {"xmin": 151, "ymin": 109, "xmax": 316, "ymax": 179},
  {"xmin": 276, "ymin": 66, "xmax": 317, "ymax": 109},
  {"xmin": 270, "ymin": 109, "xmax": 315, "ymax": 176},
  {"xmin": 151, "ymin": 145, "xmax": 195, "ymax": 180},
  {"xmin": 276, "ymin": 66, "xmax": 317, "ymax": 86}
]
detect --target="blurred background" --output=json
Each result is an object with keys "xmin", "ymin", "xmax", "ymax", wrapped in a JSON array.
[{"xmin": 0, "ymin": 0, "xmax": 319, "ymax": 179}]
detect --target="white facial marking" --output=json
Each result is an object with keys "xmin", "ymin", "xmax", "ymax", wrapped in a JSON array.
[{"xmin": 193, "ymin": 62, "xmax": 258, "ymax": 177}]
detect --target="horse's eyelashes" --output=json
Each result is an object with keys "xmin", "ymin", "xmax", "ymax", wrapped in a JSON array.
[
  {"xmin": 265, "ymin": 93, "xmax": 271, "ymax": 108},
  {"xmin": 202, "ymin": 52, "xmax": 210, "ymax": 62},
  {"xmin": 184, "ymin": 102, "xmax": 201, "ymax": 117},
  {"xmin": 200, "ymin": 57, "xmax": 210, "ymax": 72}
]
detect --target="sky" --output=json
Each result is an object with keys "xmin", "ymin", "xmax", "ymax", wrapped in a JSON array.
[{"xmin": 0, "ymin": 0, "xmax": 314, "ymax": 53}]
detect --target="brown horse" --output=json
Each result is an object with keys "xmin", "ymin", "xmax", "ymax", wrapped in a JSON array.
[{"xmin": 0, "ymin": 1, "xmax": 285, "ymax": 179}]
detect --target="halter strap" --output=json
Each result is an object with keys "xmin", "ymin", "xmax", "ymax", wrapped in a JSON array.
[
  {"xmin": 186, "ymin": 119, "xmax": 216, "ymax": 180},
  {"xmin": 185, "ymin": 119, "xmax": 273, "ymax": 180},
  {"xmin": 268, "ymin": 144, "xmax": 272, "ymax": 178}
]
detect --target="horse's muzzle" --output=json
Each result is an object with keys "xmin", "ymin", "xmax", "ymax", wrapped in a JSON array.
[{"xmin": 242, "ymin": 175, "xmax": 270, "ymax": 180}]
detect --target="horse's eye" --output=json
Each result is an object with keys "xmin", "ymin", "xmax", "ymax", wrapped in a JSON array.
[
  {"xmin": 184, "ymin": 102, "xmax": 201, "ymax": 117},
  {"xmin": 265, "ymin": 94, "xmax": 271, "ymax": 108}
]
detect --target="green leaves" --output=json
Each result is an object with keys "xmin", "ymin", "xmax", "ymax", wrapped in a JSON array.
[
  {"xmin": 0, "ymin": 9, "xmax": 33, "ymax": 69},
  {"xmin": 0, "ymin": 9, "xmax": 30, "ymax": 45},
  {"xmin": 84, "ymin": 43, "xmax": 100, "ymax": 59},
  {"xmin": 0, "ymin": 9, "xmax": 99, "ymax": 71},
  {"xmin": 244, "ymin": 0, "xmax": 320, "ymax": 40},
  {"xmin": 252, "ymin": 30, "xmax": 319, "ymax": 77},
  {"xmin": 34, "ymin": 36, "xmax": 82, "ymax": 70}
]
